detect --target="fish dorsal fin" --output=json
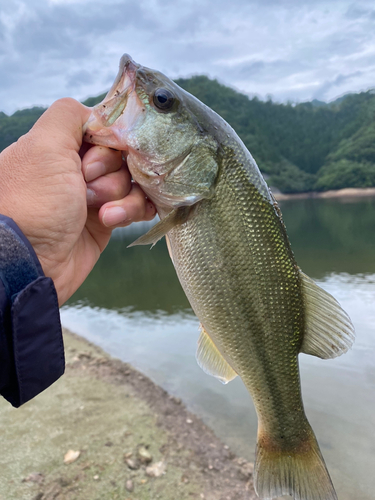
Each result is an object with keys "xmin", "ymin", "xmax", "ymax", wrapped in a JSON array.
[
  {"xmin": 128, "ymin": 207, "xmax": 190, "ymax": 248},
  {"xmin": 300, "ymin": 271, "xmax": 355, "ymax": 359},
  {"xmin": 196, "ymin": 324, "xmax": 238, "ymax": 384}
]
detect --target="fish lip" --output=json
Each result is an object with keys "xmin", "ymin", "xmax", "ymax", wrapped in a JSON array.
[
  {"xmin": 83, "ymin": 54, "xmax": 140, "ymax": 143},
  {"xmin": 107, "ymin": 54, "xmax": 139, "ymax": 102}
]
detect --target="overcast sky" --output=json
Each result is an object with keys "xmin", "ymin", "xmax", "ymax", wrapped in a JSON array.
[{"xmin": 1, "ymin": 0, "xmax": 375, "ymax": 114}]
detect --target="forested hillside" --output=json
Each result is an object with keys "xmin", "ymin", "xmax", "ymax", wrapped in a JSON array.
[
  {"xmin": 175, "ymin": 77, "xmax": 375, "ymax": 192},
  {"xmin": 1, "ymin": 78, "xmax": 375, "ymax": 193},
  {"xmin": 0, "ymin": 107, "xmax": 45, "ymax": 153}
]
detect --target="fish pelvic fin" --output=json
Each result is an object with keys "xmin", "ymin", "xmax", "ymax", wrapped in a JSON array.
[
  {"xmin": 300, "ymin": 271, "xmax": 355, "ymax": 359},
  {"xmin": 128, "ymin": 207, "xmax": 191, "ymax": 248},
  {"xmin": 254, "ymin": 424, "xmax": 337, "ymax": 500},
  {"xmin": 196, "ymin": 324, "xmax": 238, "ymax": 384}
]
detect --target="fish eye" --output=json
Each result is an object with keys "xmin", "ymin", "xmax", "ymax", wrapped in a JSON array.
[{"xmin": 153, "ymin": 88, "xmax": 175, "ymax": 111}]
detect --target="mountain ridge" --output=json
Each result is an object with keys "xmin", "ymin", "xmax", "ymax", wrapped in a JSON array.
[{"xmin": 1, "ymin": 78, "xmax": 374, "ymax": 193}]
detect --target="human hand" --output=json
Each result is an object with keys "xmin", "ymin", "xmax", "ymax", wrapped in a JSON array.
[{"xmin": 0, "ymin": 98, "xmax": 156, "ymax": 305}]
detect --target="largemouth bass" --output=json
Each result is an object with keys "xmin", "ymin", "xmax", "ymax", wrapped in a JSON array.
[{"xmin": 84, "ymin": 55, "xmax": 355, "ymax": 500}]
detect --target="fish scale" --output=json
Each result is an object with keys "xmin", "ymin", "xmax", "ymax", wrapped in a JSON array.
[
  {"xmin": 167, "ymin": 147, "xmax": 305, "ymax": 438},
  {"xmin": 84, "ymin": 54, "xmax": 355, "ymax": 499}
]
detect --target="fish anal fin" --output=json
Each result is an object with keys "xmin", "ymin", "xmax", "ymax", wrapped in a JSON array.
[
  {"xmin": 128, "ymin": 207, "xmax": 190, "ymax": 248},
  {"xmin": 196, "ymin": 324, "xmax": 237, "ymax": 384},
  {"xmin": 300, "ymin": 271, "xmax": 355, "ymax": 359}
]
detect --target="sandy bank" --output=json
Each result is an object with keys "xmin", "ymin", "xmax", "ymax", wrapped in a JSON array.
[
  {"xmin": 273, "ymin": 187, "xmax": 375, "ymax": 201},
  {"xmin": 0, "ymin": 329, "xmax": 256, "ymax": 500}
]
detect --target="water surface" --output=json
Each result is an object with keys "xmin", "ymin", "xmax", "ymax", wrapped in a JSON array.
[{"xmin": 62, "ymin": 197, "xmax": 375, "ymax": 500}]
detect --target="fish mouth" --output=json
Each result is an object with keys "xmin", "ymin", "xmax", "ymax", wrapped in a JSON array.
[{"xmin": 83, "ymin": 54, "xmax": 140, "ymax": 148}]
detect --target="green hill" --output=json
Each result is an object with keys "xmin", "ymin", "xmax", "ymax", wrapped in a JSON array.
[
  {"xmin": 1, "ymin": 81, "xmax": 375, "ymax": 193},
  {"xmin": 174, "ymin": 77, "xmax": 375, "ymax": 192},
  {"xmin": 0, "ymin": 107, "xmax": 46, "ymax": 153}
]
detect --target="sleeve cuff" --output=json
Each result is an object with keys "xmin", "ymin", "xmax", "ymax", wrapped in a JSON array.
[
  {"xmin": 9, "ymin": 276, "xmax": 65, "ymax": 407},
  {"xmin": 0, "ymin": 216, "xmax": 65, "ymax": 407}
]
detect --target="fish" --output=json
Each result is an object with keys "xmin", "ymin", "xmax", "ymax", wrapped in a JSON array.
[{"xmin": 84, "ymin": 54, "xmax": 355, "ymax": 500}]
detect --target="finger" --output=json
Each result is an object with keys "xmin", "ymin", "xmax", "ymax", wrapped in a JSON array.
[
  {"xmin": 31, "ymin": 98, "xmax": 91, "ymax": 153},
  {"xmin": 99, "ymin": 183, "xmax": 157, "ymax": 228},
  {"xmin": 87, "ymin": 166, "xmax": 131, "ymax": 207},
  {"xmin": 85, "ymin": 207, "xmax": 113, "ymax": 253},
  {"xmin": 79, "ymin": 141, "xmax": 93, "ymax": 159},
  {"xmin": 82, "ymin": 145, "xmax": 123, "ymax": 182}
]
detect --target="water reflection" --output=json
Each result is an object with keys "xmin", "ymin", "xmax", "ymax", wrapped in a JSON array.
[
  {"xmin": 68, "ymin": 198, "xmax": 375, "ymax": 311},
  {"xmin": 68, "ymin": 224, "xmax": 189, "ymax": 313},
  {"xmin": 64, "ymin": 197, "xmax": 375, "ymax": 500},
  {"xmin": 280, "ymin": 197, "xmax": 375, "ymax": 277}
]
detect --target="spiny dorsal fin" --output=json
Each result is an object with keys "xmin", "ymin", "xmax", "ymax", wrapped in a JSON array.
[
  {"xmin": 300, "ymin": 271, "xmax": 355, "ymax": 359},
  {"xmin": 196, "ymin": 324, "xmax": 238, "ymax": 384},
  {"xmin": 128, "ymin": 207, "xmax": 190, "ymax": 248}
]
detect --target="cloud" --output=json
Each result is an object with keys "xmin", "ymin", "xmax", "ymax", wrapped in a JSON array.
[
  {"xmin": 66, "ymin": 69, "xmax": 94, "ymax": 88},
  {"xmin": 345, "ymin": 4, "xmax": 375, "ymax": 20},
  {"xmin": 313, "ymin": 71, "xmax": 365, "ymax": 100},
  {"xmin": 1, "ymin": 0, "xmax": 375, "ymax": 114}
]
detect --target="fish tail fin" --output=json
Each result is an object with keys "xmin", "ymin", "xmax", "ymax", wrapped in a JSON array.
[{"xmin": 254, "ymin": 424, "xmax": 337, "ymax": 500}]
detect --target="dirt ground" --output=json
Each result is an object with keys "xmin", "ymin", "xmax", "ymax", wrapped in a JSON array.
[{"xmin": 0, "ymin": 329, "xmax": 257, "ymax": 500}]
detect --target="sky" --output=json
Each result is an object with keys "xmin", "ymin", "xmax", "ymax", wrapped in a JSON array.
[{"xmin": 1, "ymin": 0, "xmax": 375, "ymax": 115}]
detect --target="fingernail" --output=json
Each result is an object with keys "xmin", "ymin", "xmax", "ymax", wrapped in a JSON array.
[
  {"xmin": 85, "ymin": 161, "xmax": 106, "ymax": 182},
  {"xmin": 86, "ymin": 188, "xmax": 97, "ymax": 206},
  {"xmin": 102, "ymin": 207, "xmax": 127, "ymax": 227}
]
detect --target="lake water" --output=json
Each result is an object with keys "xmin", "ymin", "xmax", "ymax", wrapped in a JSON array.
[{"xmin": 61, "ymin": 197, "xmax": 375, "ymax": 500}]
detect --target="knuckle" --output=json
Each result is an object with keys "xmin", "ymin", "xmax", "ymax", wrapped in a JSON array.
[{"xmin": 51, "ymin": 97, "xmax": 80, "ymax": 111}]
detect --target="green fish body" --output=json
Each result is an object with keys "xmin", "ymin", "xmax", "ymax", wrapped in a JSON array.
[{"xmin": 84, "ymin": 55, "xmax": 355, "ymax": 500}]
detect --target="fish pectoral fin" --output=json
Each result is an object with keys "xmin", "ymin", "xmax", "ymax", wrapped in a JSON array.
[
  {"xmin": 128, "ymin": 207, "xmax": 190, "ymax": 248},
  {"xmin": 300, "ymin": 271, "xmax": 355, "ymax": 359},
  {"xmin": 196, "ymin": 324, "xmax": 238, "ymax": 384}
]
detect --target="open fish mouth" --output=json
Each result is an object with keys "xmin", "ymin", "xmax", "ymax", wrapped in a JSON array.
[{"xmin": 83, "ymin": 54, "xmax": 140, "ymax": 148}]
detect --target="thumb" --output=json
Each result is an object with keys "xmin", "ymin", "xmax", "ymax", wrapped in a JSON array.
[{"xmin": 30, "ymin": 98, "xmax": 92, "ymax": 154}]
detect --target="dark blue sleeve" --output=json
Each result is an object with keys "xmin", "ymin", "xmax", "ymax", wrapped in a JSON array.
[{"xmin": 0, "ymin": 216, "xmax": 65, "ymax": 407}]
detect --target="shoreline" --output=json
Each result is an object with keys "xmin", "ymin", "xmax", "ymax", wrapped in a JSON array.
[
  {"xmin": 0, "ymin": 329, "xmax": 256, "ymax": 500},
  {"xmin": 272, "ymin": 187, "xmax": 375, "ymax": 201}
]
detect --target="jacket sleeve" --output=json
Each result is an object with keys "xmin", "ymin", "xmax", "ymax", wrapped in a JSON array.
[{"xmin": 0, "ymin": 216, "xmax": 65, "ymax": 408}]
